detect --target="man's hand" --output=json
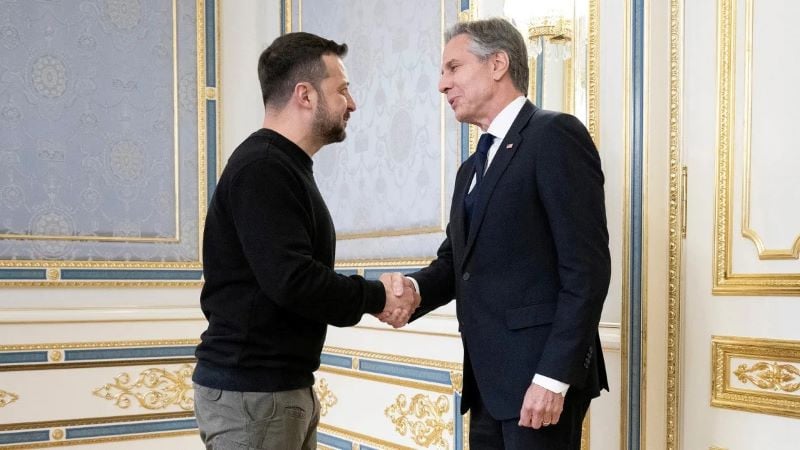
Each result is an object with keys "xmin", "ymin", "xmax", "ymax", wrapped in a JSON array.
[
  {"xmin": 375, "ymin": 272, "xmax": 420, "ymax": 328},
  {"xmin": 518, "ymin": 383, "xmax": 565, "ymax": 429}
]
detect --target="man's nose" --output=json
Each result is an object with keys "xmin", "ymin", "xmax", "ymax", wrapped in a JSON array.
[{"xmin": 438, "ymin": 74, "xmax": 450, "ymax": 94}]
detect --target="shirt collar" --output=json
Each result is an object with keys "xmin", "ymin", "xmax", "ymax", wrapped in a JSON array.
[{"xmin": 486, "ymin": 96, "xmax": 527, "ymax": 141}]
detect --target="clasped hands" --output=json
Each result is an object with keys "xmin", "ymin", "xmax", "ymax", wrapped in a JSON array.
[{"xmin": 375, "ymin": 272, "xmax": 420, "ymax": 328}]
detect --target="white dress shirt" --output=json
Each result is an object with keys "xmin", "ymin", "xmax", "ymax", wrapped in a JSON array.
[{"xmin": 408, "ymin": 96, "xmax": 569, "ymax": 396}]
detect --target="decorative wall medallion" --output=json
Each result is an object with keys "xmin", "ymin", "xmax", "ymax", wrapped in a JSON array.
[
  {"xmin": 314, "ymin": 378, "xmax": 338, "ymax": 417},
  {"xmin": 0, "ymin": 389, "xmax": 19, "ymax": 408},
  {"xmin": 49, "ymin": 349, "xmax": 63, "ymax": 362},
  {"xmin": 92, "ymin": 364, "xmax": 194, "ymax": 410},
  {"xmin": 385, "ymin": 393, "xmax": 454, "ymax": 448},
  {"xmin": 449, "ymin": 371, "xmax": 463, "ymax": 394}
]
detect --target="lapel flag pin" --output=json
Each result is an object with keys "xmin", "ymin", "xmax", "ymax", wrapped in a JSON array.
[{"xmin": 506, "ymin": 143, "xmax": 514, "ymax": 149}]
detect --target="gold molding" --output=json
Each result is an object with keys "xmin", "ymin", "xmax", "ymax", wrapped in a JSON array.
[
  {"xmin": 712, "ymin": 336, "xmax": 800, "ymax": 419},
  {"xmin": 529, "ymin": 56, "xmax": 538, "ymax": 102},
  {"xmin": 713, "ymin": 0, "xmax": 800, "ymax": 294},
  {"xmin": 0, "ymin": 389, "xmax": 19, "ymax": 408},
  {"xmin": 740, "ymin": 0, "xmax": 800, "ymax": 260},
  {"xmin": 0, "ymin": 339, "xmax": 199, "ymax": 352},
  {"xmin": 620, "ymin": 0, "xmax": 633, "ymax": 446},
  {"xmin": 563, "ymin": 56, "xmax": 574, "ymax": 115},
  {"xmin": 323, "ymin": 346, "xmax": 461, "ymax": 372},
  {"xmin": 666, "ymin": 0, "xmax": 683, "ymax": 445},
  {"xmin": 319, "ymin": 423, "xmax": 416, "ymax": 450},
  {"xmin": 92, "ymin": 364, "xmax": 194, "ymax": 411},
  {"xmin": 385, "ymin": 393, "xmax": 454, "ymax": 448},
  {"xmin": 0, "ymin": 430, "xmax": 198, "ymax": 450},
  {"xmin": 0, "ymin": 358, "xmax": 196, "ymax": 373},
  {"xmin": 0, "ymin": 411, "xmax": 194, "ymax": 432},
  {"xmin": 319, "ymin": 366, "xmax": 453, "ymax": 396},
  {"xmin": 587, "ymin": 0, "xmax": 600, "ymax": 143},
  {"xmin": 353, "ymin": 325, "xmax": 460, "ymax": 339},
  {"xmin": 335, "ymin": 258, "xmax": 433, "ymax": 268},
  {"xmin": 338, "ymin": 227, "xmax": 444, "ymax": 241},
  {"xmin": 581, "ymin": 410, "xmax": 590, "ymax": 450},
  {"xmin": 314, "ymin": 378, "xmax": 338, "ymax": 417}
]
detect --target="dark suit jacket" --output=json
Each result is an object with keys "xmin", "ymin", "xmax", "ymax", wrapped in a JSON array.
[{"xmin": 409, "ymin": 100, "xmax": 611, "ymax": 421}]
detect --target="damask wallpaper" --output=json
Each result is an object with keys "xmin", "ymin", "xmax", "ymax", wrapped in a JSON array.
[
  {"xmin": 0, "ymin": 0, "xmax": 216, "ymax": 283},
  {"xmin": 291, "ymin": 0, "xmax": 460, "ymax": 246}
]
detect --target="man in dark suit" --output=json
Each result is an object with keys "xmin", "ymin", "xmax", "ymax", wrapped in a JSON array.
[{"xmin": 381, "ymin": 18, "xmax": 610, "ymax": 449}]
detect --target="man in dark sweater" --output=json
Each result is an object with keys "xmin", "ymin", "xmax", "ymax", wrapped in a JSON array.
[{"xmin": 192, "ymin": 32, "xmax": 419, "ymax": 450}]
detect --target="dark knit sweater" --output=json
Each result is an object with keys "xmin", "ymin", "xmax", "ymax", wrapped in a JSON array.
[{"xmin": 193, "ymin": 129, "xmax": 386, "ymax": 392}]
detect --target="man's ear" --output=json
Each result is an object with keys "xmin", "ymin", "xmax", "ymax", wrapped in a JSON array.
[
  {"xmin": 294, "ymin": 82, "xmax": 316, "ymax": 110},
  {"xmin": 491, "ymin": 51, "xmax": 510, "ymax": 81}
]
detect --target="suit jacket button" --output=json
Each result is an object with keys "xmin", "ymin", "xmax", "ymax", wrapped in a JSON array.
[{"xmin": 462, "ymin": 273, "xmax": 470, "ymax": 281}]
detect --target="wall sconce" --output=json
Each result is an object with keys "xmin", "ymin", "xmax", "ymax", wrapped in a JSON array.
[{"xmin": 529, "ymin": 16, "xmax": 573, "ymax": 60}]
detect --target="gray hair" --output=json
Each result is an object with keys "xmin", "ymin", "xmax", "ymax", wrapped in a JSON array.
[{"xmin": 445, "ymin": 18, "xmax": 529, "ymax": 96}]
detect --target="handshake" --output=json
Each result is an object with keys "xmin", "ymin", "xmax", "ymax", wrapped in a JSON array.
[{"xmin": 375, "ymin": 272, "xmax": 421, "ymax": 328}]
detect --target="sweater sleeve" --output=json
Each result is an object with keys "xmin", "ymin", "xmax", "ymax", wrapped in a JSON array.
[{"xmin": 228, "ymin": 157, "xmax": 386, "ymax": 327}]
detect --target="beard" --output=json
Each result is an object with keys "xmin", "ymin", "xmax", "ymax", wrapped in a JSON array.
[{"xmin": 312, "ymin": 93, "xmax": 347, "ymax": 145}]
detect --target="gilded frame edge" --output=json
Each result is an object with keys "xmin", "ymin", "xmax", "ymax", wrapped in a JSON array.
[
  {"xmin": 666, "ymin": 0, "xmax": 683, "ymax": 448},
  {"xmin": 711, "ymin": 335, "xmax": 800, "ymax": 419},
  {"xmin": 712, "ymin": 0, "xmax": 800, "ymax": 295},
  {"xmin": 0, "ymin": 0, "xmax": 219, "ymax": 288}
]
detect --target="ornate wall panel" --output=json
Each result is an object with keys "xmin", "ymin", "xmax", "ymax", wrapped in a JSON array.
[
  {"xmin": 713, "ymin": 0, "xmax": 800, "ymax": 295},
  {"xmin": 0, "ymin": 0, "xmax": 219, "ymax": 286},
  {"xmin": 0, "ymin": 339, "xmax": 471, "ymax": 449},
  {"xmin": 711, "ymin": 336, "xmax": 800, "ymax": 419},
  {"xmin": 284, "ymin": 0, "xmax": 456, "ymax": 243},
  {"xmin": 0, "ymin": 340, "xmax": 199, "ymax": 448}
]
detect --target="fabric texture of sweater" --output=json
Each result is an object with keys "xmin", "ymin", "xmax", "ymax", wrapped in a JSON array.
[{"xmin": 193, "ymin": 129, "xmax": 385, "ymax": 392}]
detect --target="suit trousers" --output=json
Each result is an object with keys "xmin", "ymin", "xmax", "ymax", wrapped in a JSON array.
[
  {"xmin": 467, "ymin": 370, "xmax": 591, "ymax": 450},
  {"xmin": 193, "ymin": 383, "xmax": 320, "ymax": 450}
]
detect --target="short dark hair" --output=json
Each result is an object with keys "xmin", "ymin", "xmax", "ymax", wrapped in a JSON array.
[
  {"xmin": 257, "ymin": 32, "xmax": 348, "ymax": 108},
  {"xmin": 445, "ymin": 18, "xmax": 529, "ymax": 96}
]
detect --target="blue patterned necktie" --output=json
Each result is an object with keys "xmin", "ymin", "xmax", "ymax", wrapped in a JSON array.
[{"xmin": 464, "ymin": 133, "xmax": 494, "ymax": 237}]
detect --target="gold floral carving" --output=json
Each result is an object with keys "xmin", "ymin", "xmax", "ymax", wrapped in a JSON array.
[
  {"xmin": 385, "ymin": 394, "xmax": 454, "ymax": 448},
  {"xmin": 449, "ymin": 371, "xmax": 463, "ymax": 394},
  {"xmin": 51, "ymin": 428, "xmax": 65, "ymax": 440},
  {"xmin": 734, "ymin": 361, "xmax": 800, "ymax": 393},
  {"xmin": 92, "ymin": 364, "xmax": 194, "ymax": 410},
  {"xmin": 314, "ymin": 378, "xmax": 338, "ymax": 417},
  {"xmin": 0, "ymin": 389, "xmax": 19, "ymax": 407}
]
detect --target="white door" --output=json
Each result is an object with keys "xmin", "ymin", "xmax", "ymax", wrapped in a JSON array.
[{"xmin": 680, "ymin": 0, "xmax": 800, "ymax": 448}]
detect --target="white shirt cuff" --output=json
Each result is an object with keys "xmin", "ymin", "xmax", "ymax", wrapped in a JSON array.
[
  {"xmin": 533, "ymin": 374, "xmax": 569, "ymax": 395},
  {"xmin": 406, "ymin": 276, "xmax": 420, "ymax": 294}
]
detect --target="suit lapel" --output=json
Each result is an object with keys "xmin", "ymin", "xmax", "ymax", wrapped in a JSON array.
[
  {"xmin": 451, "ymin": 157, "xmax": 473, "ymax": 257},
  {"xmin": 461, "ymin": 101, "xmax": 538, "ymax": 269}
]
